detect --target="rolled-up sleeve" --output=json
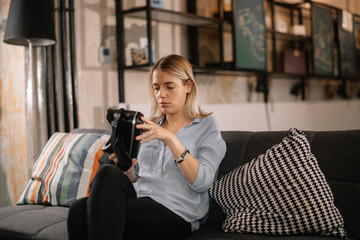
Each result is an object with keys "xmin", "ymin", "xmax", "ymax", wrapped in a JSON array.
[{"xmin": 188, "ymin": 121, "xmax": 226, "ymax": 193}]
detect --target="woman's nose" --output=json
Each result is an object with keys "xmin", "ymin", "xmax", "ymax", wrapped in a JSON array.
[{"xmin": 157, "ymin": 88, "xmax": 166, "ymax": 98}]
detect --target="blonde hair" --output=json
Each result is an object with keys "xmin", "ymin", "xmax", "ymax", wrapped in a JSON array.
[{"xmin": 148, "ymin": 54, "xmax": 211, "ymax": 122}]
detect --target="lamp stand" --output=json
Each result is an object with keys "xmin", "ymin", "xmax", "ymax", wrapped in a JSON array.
[
  {"xmin": 26, "ymin": 39, "xmax": 39, "ymax": 172},
  {"xmin": 4, "ymin": 0, "xmax": 56, "ymax": 175}
]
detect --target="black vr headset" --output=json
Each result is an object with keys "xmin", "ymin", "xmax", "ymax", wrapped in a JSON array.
[{"xmin": 102, "ymin": 108, "xmax": 143, "ymax": 171}]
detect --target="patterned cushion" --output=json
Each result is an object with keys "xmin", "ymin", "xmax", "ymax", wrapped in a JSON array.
[
  {"xmin": 17, "ymin": 132, "xmax": 110, "ymax": 206},
  {"xmin": 209, "ymin": 128, "xmax": 347, "ymax": 238}
]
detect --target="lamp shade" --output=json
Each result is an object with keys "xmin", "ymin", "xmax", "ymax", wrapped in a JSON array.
[{"xmin": 4, "ymin": 0, "xmax": 56, "ymax": 46}]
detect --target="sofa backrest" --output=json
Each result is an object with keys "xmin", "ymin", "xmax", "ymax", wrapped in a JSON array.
[{"xmin": 206, "ymin": 130, "xmax": 360, "ymax": 239}]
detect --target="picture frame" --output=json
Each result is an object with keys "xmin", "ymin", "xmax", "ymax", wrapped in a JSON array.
[
  {"xmin": 338, "ymin": 10, "xmax": 357, "ymax": 78},
  {"xmin": 312, "ymin": 5, "xmax": 334, "ymax": 76},
  {"xmin": 233, "ymin": 0, "xmax": 267, "ymax": 71}
]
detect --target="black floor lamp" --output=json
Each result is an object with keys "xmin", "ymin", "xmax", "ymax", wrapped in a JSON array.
[{"xmin": 3, "ymin": 0, "xmax": 56, "ymax": 167}]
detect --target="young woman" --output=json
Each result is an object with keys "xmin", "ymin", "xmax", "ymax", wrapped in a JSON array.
[{"xmin": 67, "ymin": 54, "xmax": 226, "ymax": 240}]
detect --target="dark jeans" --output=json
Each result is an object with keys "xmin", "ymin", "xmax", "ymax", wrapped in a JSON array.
[{"xmin": 67, "ymin": 165, "xmax": 191, "ymax": 240}]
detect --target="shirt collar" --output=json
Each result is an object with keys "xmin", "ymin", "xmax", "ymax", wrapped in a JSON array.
[{"xmin": 156, "ymin": 116, "xmax": 201, "ymax": 127}]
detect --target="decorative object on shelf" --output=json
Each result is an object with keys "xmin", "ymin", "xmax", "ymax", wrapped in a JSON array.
[
  {"xmin": 338, "ymin": 10, "xmax": 356, "ymax": 78},
  {"xmin": 342, "ymin": 10, "xmax": 353, "ymax": 33},
  {"xmin": 312, "ymin": 5, "xmax": 334, "ymax": 76},
  {"xmin": 283, "ymin": 49, "xmax": 307, "ymax": 75},
  {"xmin": 234, "ymin": 0, "xmax": 266, "ymax": 70},
  {"xmin": 292, "ymin": 24, "xmax": 306, "ymax": 36},
  {"xmin": 124, "ymin": 23, "xmax": 148, "ymax": 66},
  {"xmin": 275, "ymin": 17, "xmax": 288, "ymax": 33},
  {"xmin": 3, "ymin": 0, "xmax": 56, "ymax": 169},
  {"xmin": 140, "ymin": 37, "xmax": 156, "ymax": 64},
  {"xmin": 130, "ymin": 48, "xmax": 148, "ymax": 65},
  {"xmin": 151, "ymin": 0, "xmax": 164, "ymax": 9}
]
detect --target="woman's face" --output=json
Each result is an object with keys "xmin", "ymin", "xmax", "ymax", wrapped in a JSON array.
[{"xmin": 152, "ymin": 70, "xmax": 192, "ymax": 116}]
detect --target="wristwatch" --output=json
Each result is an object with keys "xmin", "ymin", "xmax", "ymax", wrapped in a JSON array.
[{"xmin": 174, "ymin": 149, "xmax": 189, "ymax": 164}]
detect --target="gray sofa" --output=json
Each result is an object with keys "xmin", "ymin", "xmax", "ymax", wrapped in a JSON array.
[{"xmin": 0, "ymin": 129, "xmax": 359, "ymax": 240}]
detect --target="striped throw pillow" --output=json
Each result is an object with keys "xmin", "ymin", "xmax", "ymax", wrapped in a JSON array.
[{"xmin": 17, "ymin": 132, "xmax": 110, "ymax": 206}]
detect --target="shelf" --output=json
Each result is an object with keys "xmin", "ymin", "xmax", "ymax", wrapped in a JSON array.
[
  {"xmin": 116, "ymin": 0, "xmax": 360, "ymax": 103},
  {"xmin": 268, "ymin": 72, "xmax": 308, "ymax": 79},
  {"xmin": 272, "ymin": 0, "xmax": 310, "ymax": 9},
  {"xmin": 123, "ymin": 67, "xmax": 360, "ymax": 80},
  {"xmin": 267, "ymin": 30, "xmax": 311, "ymax": 41},
  {"xmin": 194, "ymin": 68, "xmax": 262, "ymax": 77},
  {"xmin": 122, "ymin": 7, "xmax": 220, "ymax": 27},
  {"xmin": 124, "ymin": 64, "xmax": 151, "ymax": 70}
]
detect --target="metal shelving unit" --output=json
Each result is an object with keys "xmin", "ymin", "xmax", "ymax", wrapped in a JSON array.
[
  {"xmin": 115, "ymin": 0, "xmax": 224, "ymax": 102},
  {"xmin": 114, "ymin": 0, "xmax": 360, "ymax": 103}
]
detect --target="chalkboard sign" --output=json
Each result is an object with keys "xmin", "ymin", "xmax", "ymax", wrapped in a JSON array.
[
  {"xmin": 312, "ymin": 5, "xmax": 334, "ymax": 76},
  {"xmin": 234, "ymin": 0, "xmax": 266, "ymax": 70},
  {"xmin": 338, "ymin": 11, "xmax": 357, "ymax": 78}
]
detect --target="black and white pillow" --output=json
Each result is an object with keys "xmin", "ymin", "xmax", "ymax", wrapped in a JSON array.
[{"xmin": 209, "ymin": 128, "xmax": 347, "ymax": 238}]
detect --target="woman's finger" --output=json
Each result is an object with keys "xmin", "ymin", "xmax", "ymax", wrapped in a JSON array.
[
  {"xmin": 131, "ymin": 158, "xmax": 138, "ymax": 167},
  {"xmin": 140, "ymin": 116, "xmax": 151, "ymax": 124},
  {"xmin": 136, "ymin": 129, "xmax": 152, "ymax": 142}
]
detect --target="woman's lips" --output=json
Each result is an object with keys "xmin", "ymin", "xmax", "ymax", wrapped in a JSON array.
[{"xmin": 159, "ymin": 102, "xmax": 169, "ymax": 107}]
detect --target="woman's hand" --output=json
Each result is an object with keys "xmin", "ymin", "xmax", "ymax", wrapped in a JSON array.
[
  {"xmin": 124, "ymin": 158, "xmax": 138, "ymax": 183},
  {"xmin": 135, "ymin": 116, "xmax": 199, "ymax": 185},
  {"xmin": 109, "ymin": 153, "xmax": 138, "ymax": 183},
  {"xmin": 109, "ymin": 153, "xmax": 117, "ymax": 164},
  {"xmin": 135, "ymin": 116, "xmax": 172, "ymax": 144}
]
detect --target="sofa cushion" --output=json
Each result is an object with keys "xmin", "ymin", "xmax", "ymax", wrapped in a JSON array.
[
  {"xmin": 17, "ymin": 132, "xmax": 109, "ymax": 206},
  {"xmin": 209, "ymin": 128, "xmax": 346, "ymax": 238},
  {"xmin": 0, "ymin": 205, "xmax": 68, "ymax": 240}
]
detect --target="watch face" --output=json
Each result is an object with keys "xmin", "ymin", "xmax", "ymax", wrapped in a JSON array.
[{"xmin": 175, "ymin": 149, "xmax": 189, "ymax": 164}]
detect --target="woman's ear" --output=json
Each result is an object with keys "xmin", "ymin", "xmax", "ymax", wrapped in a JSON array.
[{"xmin": 186, "ymin": 80, "xmax": 193, "ymax": 93}]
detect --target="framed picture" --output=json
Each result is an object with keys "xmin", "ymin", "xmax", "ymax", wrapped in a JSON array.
[
  {"xmin": 338, "ymin": 10, "xmax": 356, "ymax": 78},
  {"xmin": 312, "ymin": 5, "xmax": 334, "ymax": 76},
  {"xmin": 233, "ymin": 0, "xmax": 266, "ymax": 71}
]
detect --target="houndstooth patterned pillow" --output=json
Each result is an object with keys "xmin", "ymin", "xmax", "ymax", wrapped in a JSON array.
[{"xmin": 209, "ymin": 128, "xmax": 347, "ymax": 238}]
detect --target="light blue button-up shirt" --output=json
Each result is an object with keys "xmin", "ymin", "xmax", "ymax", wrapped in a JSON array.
[{"xmin": 134, "ymin": 115, "xmax": 226, "ymax": 231}]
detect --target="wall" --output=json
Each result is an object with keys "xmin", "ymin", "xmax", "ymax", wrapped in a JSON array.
[
  {"xmin": 74, "ymin": 0, "xmax": 119, "ymax": 130},
  {"xmin": 129, "ymin": 99, "xmax": 360, "ymax": 131},
  {"xmin": 0, "ymin": 0, "xmax": 28, "ymax": 206}
]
